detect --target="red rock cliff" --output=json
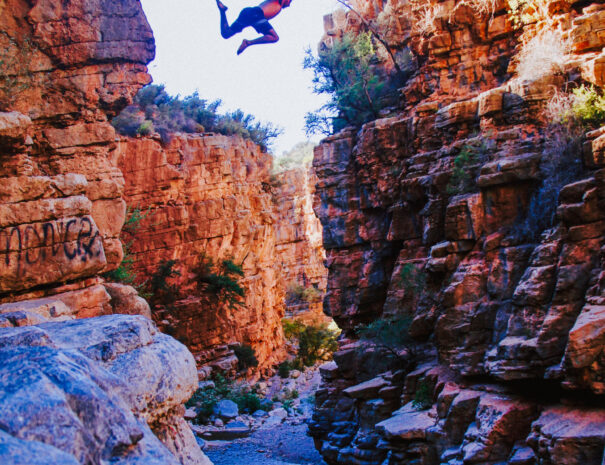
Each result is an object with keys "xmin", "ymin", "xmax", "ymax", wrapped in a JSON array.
[
  {"xmin": 114, "ymin": 135, "xmax": 328, "ymax": 374},
  {"xmin": 0, "ymin": 0, "xmax": 153, "ymax": 316},
  {"xmin": 310, "ymin": 1, "xmax": 605, "ymax": 464},
  {"xmin": 0, "ymin": 2, "xmax": 212, "ymax": 464}
]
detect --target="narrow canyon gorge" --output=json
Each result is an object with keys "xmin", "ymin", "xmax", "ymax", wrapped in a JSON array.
[{"xmin": 0, "ymin": 0, "xmax": 604, "ymax": 464}]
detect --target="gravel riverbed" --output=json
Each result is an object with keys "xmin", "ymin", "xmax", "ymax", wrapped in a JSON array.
[{"xmin": 205, "ymin": 422, "xmax": 327, "ymax": 465}]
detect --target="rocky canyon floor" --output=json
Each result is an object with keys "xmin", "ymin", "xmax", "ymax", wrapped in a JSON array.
[{"xmin": 205, "ymin": 423, "xmax": 327, "ymax": 465}]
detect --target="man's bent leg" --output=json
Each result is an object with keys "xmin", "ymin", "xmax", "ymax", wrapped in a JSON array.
[
  {"xmin": 237, "ymin": 29, "xmax": 279, "ymax": 55},
  {"xmin": 217, "ymin": 0, "xmax": 236, "ymax": 39}
]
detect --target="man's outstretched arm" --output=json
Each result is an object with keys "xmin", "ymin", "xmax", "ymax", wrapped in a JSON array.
[{"xmin": 237, "ymin": 30, "xmax": 279, "ymax": 54}]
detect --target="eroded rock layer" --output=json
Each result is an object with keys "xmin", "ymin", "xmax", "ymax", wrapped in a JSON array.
[
  {"xmin": 114, "ymin": 134, "xmax": 286, "ymax": 373},
  {"xmin": 0, "ymin": 1, "xmax": 213, "ymax": 463},
  {"xmin": 310, "ymin": 1, "xmax": 605, "ymax": 464},
  {"xmin": 273, "ymin": 168, "xmax": 329, "ymax": 324},
  {"xmin": 114, "ymin": 136, "xmax": 329, "ymax": 373}
]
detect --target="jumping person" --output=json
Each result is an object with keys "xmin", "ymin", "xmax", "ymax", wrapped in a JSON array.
[{"xmin": 216, "ymin": 0, "xmax": 292, "ymax": 55}]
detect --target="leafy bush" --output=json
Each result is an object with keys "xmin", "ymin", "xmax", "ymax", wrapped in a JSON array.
[
  {"xmin": 412, "ymin": 379, "xmax": 432, "ymax": 410},
  {"xmin": 447, "ymin": 146, "xmax": 480, "ymax": 195},
  {"xmin": 399, "ymin": 263, "xmax": 427, "ymax": 295},
  {"xmin": 286, "ymin": 282, "xmax": 323, "ymax": 304},
  {"xmin": 304, "ymin": 32, "xmax": 393, "ymax": 136},
  {"xmin": 282, "ymin": 318, "xmax": 306, "ymax": 340},
  {"xmin": 233, "ymin": 344, "xmax": 259, "ymax": 371},
  {"xmin": 278, "ymin": 361, "xmax": 292, "ymax": 378},
  {"xmin": 136, "ymin": 120, "xmax": 154, "ymax": 136},
  {"xmin": 186, "ymin": 374, "xmax": 268, "ymax": 422},
  {"xmin": 148, "ymin": 259, "xmax": 181, "ymax": 306},
  {"xmin": 112, "ymin": 84, "xmax": 282, "ymax": 150},
  {"xmin": 298, "ymin": 324, "xmax": 339, "ymax": 367},
  {"xmin": 571, "ymin": 85, "xmax": 605, "ymax": 127},
  {"xmin": 103, "ymin": 206, "xmax": 153, "ymax": 286},
  {"xmin": 357, "ymin": 316, "xmax": 414, "ymax": 357},
  {"xmin": 194, "ymin": 255, "xmax": 246, "ymax": 309},
  {"xmin": 281, "ymin": 319, "xmax": 339, "ymax": 367}
]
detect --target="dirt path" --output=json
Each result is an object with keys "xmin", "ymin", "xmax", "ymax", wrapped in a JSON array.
[{"xmin": 205, "ymin": 423, "xmax": 327, "ymax": 465}]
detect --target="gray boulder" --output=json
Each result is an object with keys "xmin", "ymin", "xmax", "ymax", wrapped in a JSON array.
[
  {"xmin": 214, "ymin": 399, "xmax": 239, "ymax": 420},
  {"xmin": 0, "ymin": 314, "xmax": 212, "ymax": 465}
]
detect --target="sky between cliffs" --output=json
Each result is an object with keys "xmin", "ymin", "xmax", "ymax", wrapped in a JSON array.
[{"xmin": 140, "ymin": 0, "xmax": 338, "ymax": 155}]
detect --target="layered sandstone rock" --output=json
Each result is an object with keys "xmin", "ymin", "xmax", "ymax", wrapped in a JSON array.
[
  {"xmin": 311, "ymin": 1, "xmax": 605, "ymax": 464},
  {"xmin": 0, "ymin": 1, "xmax": 213, "ymax": 464},
  {"xmin": 113, "ymin": 134, "xmax": 285, "ymax": 373},
  {"xmin": 113, "ymin": 136, "xmax": 328, "ymax": 373},
  {"xmin": 272, "ymin": 168, "xmax": 329, "ymax": 325},
  {"xmin": 0, "ymin": 0, "xmax": 153, "ymax": 308}
]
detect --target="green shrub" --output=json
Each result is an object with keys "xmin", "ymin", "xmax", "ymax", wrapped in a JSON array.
[
  {"xmin": 298, "ymin": 324, "xmax": 339, "ymax": 367},
  {"xmin": 447, "ymin": 146, "xmax": 480, "ymax": 195},
  {"xmin": 282, "ymin": 318, "xmax": 306, "ymax": 340},
  {"xmin": 149, "ymin": 259, "xmax": 180, "ymax": 306},
  {"xmin": 194, "ymin": 255, "xmax": 246, "ymax": 309},
  {"xmin": 304, "ymin": 32, "xmax": 393, "ymax": 135},
  {"xmin": 281, "ymin": 319, "xmax": 339, "ymax": 367},
  {"xmin": 357, "ymin": 316, "xmax": 414, "ymax": 357},
  {"xmin": 278, "ymin": 361, "xmax": 292, "ymax": 378},
  {"xmin": 399, "ymin": 263, "xmax": 426, "ymax": 296},
  {"xmin": 136, "ymin": 120, "xmax": 154, "ymax": 136},
  {"xmin": 186, "ymin": 374, "xmax": 268, "ymax": 422},
  {"xmin": 286, "ymin": 283, "xmax": 323, "ymax": 304},
  {"xmin": 571, "ymin": 85, "xmax": 605, "ymax": 127},
  {"xmin": 103, "ymin": 206, "xmax": 153, "ymax": 286},
  {"xmin": 112, "ymin": 84, "xmax": 282, "ymax": 150},
  {"xmin": 233, "ymin": 344, "xmax": 259, "ymax": 371},
  {"xmin": 412, "ymin": 379, "xmax": 432, "ymax": 410}
]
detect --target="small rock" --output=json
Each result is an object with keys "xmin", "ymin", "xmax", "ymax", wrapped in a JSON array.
[
  {"xmin": 184, "ymin": 407, "xmax": 198, "ymax": 420},
  {"xmin": 291, "ymin": 370, "xmax": 301, "ymax": 379},
  {"xmin": 252, "ymin": 410, "xmax": 268, "ymax": 418},
  {"xmin": 214, "ymin": 399, "xmax": 238, "ymax": 420},
  {"xmin": 214, "ymin": 419, "xmax": 224, "ymax": 427},
  {"xmin": 269, "ymin": 408, "xmax": 288, "ymax": 420}
]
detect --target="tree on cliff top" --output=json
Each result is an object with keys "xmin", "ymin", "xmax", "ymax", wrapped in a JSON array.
[
  {"xmin": 112, "ymin": 84, "xmax": 282, "ymax": 151},
  {"xmin": 304, "ymin": 32, "xmax": 394, "ymax": 136}
]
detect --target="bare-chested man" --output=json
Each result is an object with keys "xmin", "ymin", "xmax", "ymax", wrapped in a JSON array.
[{"xmin": 216, "ymin": 0, "xmax": 292, "ymax": 55}]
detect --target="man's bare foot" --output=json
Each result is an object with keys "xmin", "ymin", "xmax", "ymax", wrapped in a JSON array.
[
  {"xmin": 216, "ymin": 0, "xmax": 228, "ymax": 11},
  {"xmin": 237, "ymin": 39, "xmax": 249, "ymax": 55}
]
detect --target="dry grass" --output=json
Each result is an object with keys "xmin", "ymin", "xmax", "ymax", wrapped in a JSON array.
[
  {"xmin": 411, "ymin": 3, "xmax": 444, "ymax": 36},
  {"xmin": 543, "ymin": 88, "xmax": 575, "ymax": 125},
  {"xmin": 516, "ymin": 28, "xmax": 571, "ymax": 81}
]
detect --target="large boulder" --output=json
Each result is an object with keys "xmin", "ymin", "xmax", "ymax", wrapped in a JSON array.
[{"xmin": 0, "ymin": 315, "xmax": 212, "ymax": 465}]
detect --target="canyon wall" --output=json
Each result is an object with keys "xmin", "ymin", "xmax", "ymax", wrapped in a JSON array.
[
  {"xmin": 273, "ymin": 168, "xmax": 329, "ymax": 324},
  {"xmin": 0, "ymin": 1, "xmax": 211, "ymax": 463},
  {"xmin": 114, "ymin": 134, "xmax": 285, "ymax": 373},
  {"xmin": 311, "ymin": 1, "xmax": 605, "ymax": 464},
  {"xmin": 113, "ymin": 136, "xmax": 328, "ymax": 374}
]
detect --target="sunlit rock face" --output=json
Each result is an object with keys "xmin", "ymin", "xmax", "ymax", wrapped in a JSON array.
[
  {"xmin": 272, "ymin": 168, "xmax": 329, "ymax": 325},
  {"xmin": 114, "ymin": 134, "xmax": 287, "ymax": 373},
  {"xmin": 0, "ymin": 1, "xmax": 213, "ymax": 464},
  {"xmin": 114, "ymin": 136, "xmax": 329, "ymax": 374},
  {"xmin": 0, "ymin": 0, "xmax": 153, "ymax": 309},
  {"xmin": 311, "ymin": 1, "xmax": 605, "ymax": 464}
]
